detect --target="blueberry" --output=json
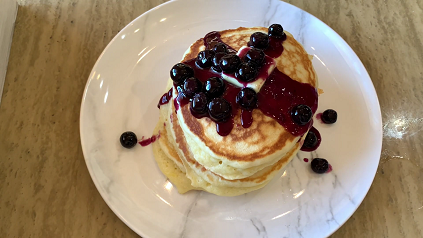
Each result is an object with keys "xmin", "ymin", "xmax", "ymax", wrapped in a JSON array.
[
  {"xmin": 311, "ymin": 158, "xmax": 329, "ymax": 174},
  {"xmin": 196, "ymin": 50, "xmax": 215, "ymax": 69},
  {"xmin": 291, "ymin": 105, "xmax": 313, "ymax": 125},
  {"xmin": 249, "ymin": 32, "xmax": 269, "ymax": 49},
  {"xmin": 176, "ymin": 84, "xmax": 187, "ymax": 99},
  {"xmin": 219, "ymin": 53, "xmax": 241, "ymax": 73},
  {"xmin": 212, "ymin": 43, "xmax": 228, "ymax": 54},
  {"xmin": 244, "ymin": 48, "xmax": 265, "ymax": 67},
  {"xmin": 203, "ymin": 77, "xmax": 225, "ymax": 98},
  {"xmin": 120, "ymin": 131, "xmax": 138, "ymax": 149},
  {"xmin": 212, "ymin": 52, "xmax": 226, "ymax": 72},
  {"xmin": 303, "ymin": 130, "xmax": 318, "ymax": 149},
  {"xmin": 208, "ymin": 97, "xmax": 232, "ymax": 122},
  {"xmin": 268, "ymin": 24, "xmax": 286, "ymax": 39},
  {"xmin": 170, "ymin": 63, "xmax": 194, "ymax": 85},
  {"xmin": 235, "ymin": 62, "xmax": 258, "ymax": 82},
  {"xmin": 321, "ymin": 109, "xmax": 337, "ymax": 124},
  {"xmin": 183, "ymin": 77, "xmax": 202, "ymax": 98},
  {"xmin": 236, "ymin": 88, "xmax": 258, "ymax": 110},
  {"xmin": 204, "ymin": 31, "xmax": 220, "ymax": 46},
  {"xmin": 190, "ymin": 92, "xmax": 208, "ymax": 114}
]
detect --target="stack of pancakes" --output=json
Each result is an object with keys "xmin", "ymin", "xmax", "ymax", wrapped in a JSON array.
[{"xmin": 152, "ymin": 27, "xmax": 318, "ymax": 196}]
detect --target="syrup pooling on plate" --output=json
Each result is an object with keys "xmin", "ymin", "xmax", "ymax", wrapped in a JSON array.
[{"xmin": 165, "ymin": 25, "xmax": 319, "ymax": 137}]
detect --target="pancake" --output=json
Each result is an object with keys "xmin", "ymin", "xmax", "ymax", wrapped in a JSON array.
[
  {"xmin": 156, "ymin": 79, "xmax": 186, "ymax": 173},
  {"xmin": 153, "ymin": 26, "xmax": 318, "ymax": 196},
  {"xmin": 178, "ymin": 27, "xmax": 317, "ymax": 179},
  {"xmin": 154, "ymin": 97, "xmax": 306, "ymax": 196}
]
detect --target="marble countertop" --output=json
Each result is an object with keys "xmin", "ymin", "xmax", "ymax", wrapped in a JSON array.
[{"xmin": 1, "ymin": 0, "xmax": 422, "ymax": 237}]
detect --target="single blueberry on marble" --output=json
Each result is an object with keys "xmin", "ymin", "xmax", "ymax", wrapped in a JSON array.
[
  {"xmin": 120, "ymin": 131, "xmax": 138, "ymax": 149},
  {"xmin": 321, "ymin": 109, "xmax": 337, "ymax": 124},
  {"xmin": 311, "ymin": 158, "xmax": 329, "ymax": 174}
]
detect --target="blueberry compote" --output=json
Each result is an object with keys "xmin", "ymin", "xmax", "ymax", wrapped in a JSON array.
[
  {"xmin": 157, "ymin": 88, "xmax": 172, "ymax": 108},
  {"xmin": 203, "ymin": 31, "xmax": 237, "ymax": 53},
  {"xmin": 159, "ymin": 24, "xmax": 319, "ymax": 137},
  {"xmin": 175, "ymin": 59, "xmax": 240, "ymax": 136},
  {"xmin": 300, "ymin": 127, "xmax": 321, "ymax": 151},
  {"xmin": 258, "ymin": 69, "xmax": 318, "ymax": 136},
  {"xmin": 139, "ymin": 135, "xmax": 159, "ymax": 147}
]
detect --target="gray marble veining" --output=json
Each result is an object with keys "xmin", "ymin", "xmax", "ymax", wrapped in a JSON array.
[{"xmin": 0, "ymin": 0, "xmax": 422, "ymax": 237}]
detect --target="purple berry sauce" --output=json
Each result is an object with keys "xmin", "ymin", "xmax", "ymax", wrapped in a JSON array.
[
  {"xmin": 161, "ymin": 29, "xmax": 319, "ymax": 138},
  {"xmin": 300, "ymin": 127, "xmax": 322, "ymax": 152}
]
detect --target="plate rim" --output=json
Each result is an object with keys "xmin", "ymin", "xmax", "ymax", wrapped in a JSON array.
[
  {"xmin": 79, "ymin": 1, "xmax": 178, "ymax": 238},
  {"xmin": 79, "ymin": 0, "xmax": 383, "ymax": 237}
]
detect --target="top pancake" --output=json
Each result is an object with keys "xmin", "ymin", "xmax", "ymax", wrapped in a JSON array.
[{"xmin": 175, "ymin": 27, "xmax": 318, "ymax": 179}]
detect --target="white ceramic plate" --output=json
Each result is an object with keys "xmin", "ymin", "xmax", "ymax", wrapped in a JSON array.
[{"xmin": 80, "ymin": 0, "xmax": 382, "ymax": 237}]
